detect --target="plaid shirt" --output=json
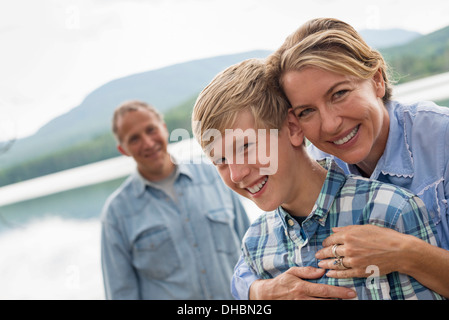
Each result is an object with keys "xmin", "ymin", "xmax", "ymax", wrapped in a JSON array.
[{"xmin": 242, "ymin": 159, "xmax": 443, "ymax": 300}]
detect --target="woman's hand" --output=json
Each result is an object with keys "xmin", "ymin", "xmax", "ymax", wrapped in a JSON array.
[{"xmin": 315, "ymin": 225, "xmax": 410, "ymax": 278}]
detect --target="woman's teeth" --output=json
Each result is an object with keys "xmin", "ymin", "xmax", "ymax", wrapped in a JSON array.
[
  {"xmin": 333, "ymin": 126, "xmax": 359, "ymax": 145},
  {"xmin": 247, "ymin": 176, "xmax": 268, "ymax": 194}
]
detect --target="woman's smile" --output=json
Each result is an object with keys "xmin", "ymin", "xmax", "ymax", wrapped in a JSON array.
[{"xmin": 330, "ymin": 124, "xmax": 360, "ymax": 146}]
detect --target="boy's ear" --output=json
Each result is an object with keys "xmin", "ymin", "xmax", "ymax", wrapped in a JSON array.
[{"xmin": 287, "ymin": 110, "xmax": 304, "ymax": 147}]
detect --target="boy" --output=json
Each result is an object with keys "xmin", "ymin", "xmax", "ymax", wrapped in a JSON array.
[{"xmin": 192, "ymin": 58, "xmax": 443, "ymax": 300}]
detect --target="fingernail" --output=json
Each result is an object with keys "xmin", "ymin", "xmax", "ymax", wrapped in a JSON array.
[
  {"xmin": 326, "ymin": 270, "xmax": 335, "ymax": 277},
  {"xmin": 347, "ymin": 291, "xmax": 357, "ymax": 298}
]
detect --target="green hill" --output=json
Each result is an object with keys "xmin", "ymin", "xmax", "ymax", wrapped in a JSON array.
[{"xmin": 381, "ymin": 25, "xmax": 449, "ymax": 83}]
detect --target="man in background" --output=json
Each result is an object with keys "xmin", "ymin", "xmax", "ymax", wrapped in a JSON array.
[{"xmin": 101, "ymin": 100, "xmax": 250, "ymax": 299}]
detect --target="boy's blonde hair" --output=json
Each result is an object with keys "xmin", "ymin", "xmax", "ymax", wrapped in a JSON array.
[
  {"xmin": 192, "ymin": 58, "xmax": 291, "ymax": 149},
  {"xmin": 267, "ymin": 18, "xmax": 393, "ymax": 104}
]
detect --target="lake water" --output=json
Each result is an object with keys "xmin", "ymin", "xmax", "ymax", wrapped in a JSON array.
[{"xmin": 0, "ymin": 177, "xmax": 125, "ymax": 299}]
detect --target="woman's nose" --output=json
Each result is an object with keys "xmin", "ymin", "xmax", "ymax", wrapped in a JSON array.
[{"xmin": 320, "ymin": 107, "xmax": 343, "ymax": 134}]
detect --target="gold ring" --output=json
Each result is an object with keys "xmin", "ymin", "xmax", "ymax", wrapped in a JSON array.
[{"xmin": 331, "ymin": 244, "xmax": 341, "ymax": 259}]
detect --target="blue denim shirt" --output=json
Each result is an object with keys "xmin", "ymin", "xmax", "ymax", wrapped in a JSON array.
[
  {"xmin": 232, "ymin": 100, "xmax": 449, "ymax": 299},
  {"xmin": 101, "ymin": 161, "xmax": 250, "ymax": 299}
]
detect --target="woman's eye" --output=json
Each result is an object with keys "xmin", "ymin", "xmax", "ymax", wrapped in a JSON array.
[{"xmin": 332, "ymin": 89, "xmax": 349, "ymax": 100}]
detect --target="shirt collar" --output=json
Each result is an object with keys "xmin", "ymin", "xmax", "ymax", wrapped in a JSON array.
[
  {"xmin": 371, "ymin": 101, "xmax": 414, "ymax": 179},
  {"xmin": 131, "ymin": 156, "xmax": 194, "ymax": 198},
  {"xmin": 345, "ymin": 101, "xmax": 414, "ymax": 179},
  {"xmin": 276, "ymin": 158, "xmax": 347, "ymax": 227}
]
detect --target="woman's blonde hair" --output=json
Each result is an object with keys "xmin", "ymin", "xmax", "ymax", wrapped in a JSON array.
[
  {"xmin": 192, "ymin": 58, "xmax": 291, "ymax": 149},
  {"xmin": 267, "ymin": 18, "xmax": 392, "ymax": 103}
]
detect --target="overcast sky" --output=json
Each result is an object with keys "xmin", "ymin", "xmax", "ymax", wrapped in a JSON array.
[{"xmin": 1, "ymin": 0, "xmax": 449, "ymax": 140}]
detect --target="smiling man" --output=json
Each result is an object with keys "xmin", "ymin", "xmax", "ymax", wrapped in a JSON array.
[{"xmin": 101, "ymin": 100, "xmax": 250, "ymax": 300}]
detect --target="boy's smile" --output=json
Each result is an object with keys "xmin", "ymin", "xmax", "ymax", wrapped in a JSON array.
[{"xmin": 245, "ymin": 176, "xmax": 268, "ymax": 195}]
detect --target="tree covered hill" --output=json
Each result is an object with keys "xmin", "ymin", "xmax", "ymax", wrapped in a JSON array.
[{"xmin": 380, "ymin": 25, "xmax": 449, "ymax": 83}]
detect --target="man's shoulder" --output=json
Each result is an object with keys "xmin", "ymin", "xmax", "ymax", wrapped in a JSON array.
[
  {"xmin": 101, "ymin": 175, "xmax": 137, "ymax": 215},
  {"xmin": 179, "ymin": 160, "xmax": 221, "ymax": 183}
]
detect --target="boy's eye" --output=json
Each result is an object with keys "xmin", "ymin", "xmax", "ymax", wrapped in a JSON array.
[
  {"xmin": 239, "ymin": 143, "xmax": 252, "ymax": 153},
  {"xmin": 213, "ymin": 157, "xmax": 227, "ymax": 165}
]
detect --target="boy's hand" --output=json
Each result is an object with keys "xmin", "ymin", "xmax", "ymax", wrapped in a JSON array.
[{"xmin": 249, "ymin": 266, "xmax": 357, "ymax": 300}]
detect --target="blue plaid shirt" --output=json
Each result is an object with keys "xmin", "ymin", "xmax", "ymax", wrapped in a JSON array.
[{"xmin": 241, "ymin": 159, "xmax": 443, "ymax": 300}]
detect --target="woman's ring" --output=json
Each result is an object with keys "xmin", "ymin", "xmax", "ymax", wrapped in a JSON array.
[
  {"xmin": 333, "ymin": 257, "xmax": 349, "ymax": 269},
  {"xmin": 331, "ymin": 244, "xmax": 341, "ymax": 259}
]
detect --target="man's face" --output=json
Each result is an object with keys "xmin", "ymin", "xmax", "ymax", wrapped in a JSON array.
[{"xmin": 116, "ymin": 107, "xmax": 172, "ymax": 181}]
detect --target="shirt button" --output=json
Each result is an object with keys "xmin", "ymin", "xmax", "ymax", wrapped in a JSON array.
[{"xmin": 288, "ymin": 219, "xmax": 295, "ymax": 227}]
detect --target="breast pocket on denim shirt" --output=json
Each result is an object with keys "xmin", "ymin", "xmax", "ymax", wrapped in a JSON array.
[
  {"xmin": 419, "ymin": 181, "xmax": 448, "ymax": 226},
  {"xmin": 132, "ymin": 226, "xmax": 180, "ymax": 280},
  {"xmin": 206, "ymin": 208, "xmax": 240, "ymax": 254}
]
